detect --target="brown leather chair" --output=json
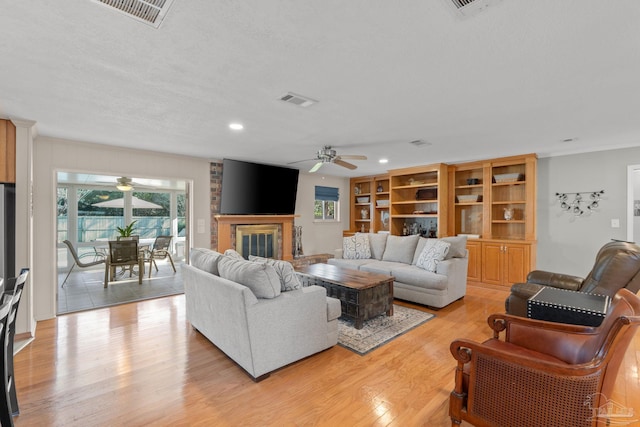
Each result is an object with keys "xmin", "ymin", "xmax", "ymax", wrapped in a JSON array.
[
  {"xmin": 505, "ymin": 240, "xmax": 640, "ymax": 317},
  {"xmin": 450, "ymin": 288, "xmax": 640, "ymax": 427}
]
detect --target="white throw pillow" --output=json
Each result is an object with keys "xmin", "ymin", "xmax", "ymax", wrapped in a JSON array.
[
  {"xmin": 248, "ymin": 256, "xmax": 302, "ymax": 291},
  {"xmin": 416, "ymin": 239, "xmax": 451, "ymax": 272},
  {"xmin": 224, "ymin": 249, "xmax": 244, "ymax": 260},
  {"xmin": 343, "ymin": 234, "xmax": 371, "ymax": 259},
  {"xmin": 217, "ymin": 256, "xmax": 281, "ymax": 299}
]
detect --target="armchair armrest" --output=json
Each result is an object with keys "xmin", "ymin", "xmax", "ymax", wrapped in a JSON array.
[
  {"xmin": 487, "ymin": 313, "xmax": 597, "ymax": 364},
  {"xmin": 526, "ymin": 270, "xmax": 584, "ymax": 291}
]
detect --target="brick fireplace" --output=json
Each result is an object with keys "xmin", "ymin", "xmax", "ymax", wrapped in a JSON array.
[{"xmin": 215, "ymin": 215, "xmax": 296, "ymax": 261}]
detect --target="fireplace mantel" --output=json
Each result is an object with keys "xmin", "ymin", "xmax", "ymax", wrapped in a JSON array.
[{"xmin": 215, "ymin": 215, "xmax": 297, "ymax": 261}]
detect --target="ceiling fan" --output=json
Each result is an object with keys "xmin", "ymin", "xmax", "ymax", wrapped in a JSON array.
[
  {"xmin": 116, "ymin": 176, "xmax": 135, "ymax": 191},
  {"xmin": 290, "ymin": 146, "xmax": 367, "ymax": 173}
]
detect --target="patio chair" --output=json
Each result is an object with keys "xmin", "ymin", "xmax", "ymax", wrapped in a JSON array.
[
  {"xmin": 105, "ymin": 240, "xmax": 143, "ymax": 287},
  {"xmin": 144, "ymin": 236, "xmax": 176, "ymax": 278},
  {"xmin": 61, "ymin": 240, "xmax": 106, "ymax": 287}
]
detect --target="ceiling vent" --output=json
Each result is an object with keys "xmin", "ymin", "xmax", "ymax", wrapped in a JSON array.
[
  {"xmin": 446, "ymin": 0, "xmax": 502, "ymax": 17},
  {"xmin": 409, "ymin": 140, "xmax": 432, "ymax": 147},
  {"xmin": 278, "ymin": 92, "xmax": 318, "ymax": 108},
  {"xmin": 92, "ymin": 0, "xmax": 175, "ymax": 28}
]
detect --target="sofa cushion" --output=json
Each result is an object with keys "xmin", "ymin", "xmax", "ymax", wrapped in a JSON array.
[
  {"xmin": 327, "ymin": 258, "xmax": 373, "ymax": 270},
  {"xmin": 416, "ymin": 239, "xmax": 450, "ymax": 272},
  {"xmin": 360, "ymin": 260, "xmax": 402, "ymax": 276},
  {"xmin": 343, "ymin": 234, "xmax": 372, "ymax": 259},
  {"xmin": 368, "ymin": 233, "xmax": 388, "ymax": 260},
  {"xmin": 382, "ymin": 234, "xmax": 419, "ymax": 264},
  {"xmin": 441, "ymin": 235, "xmax": 468, "ymax": 259},
  {"xmin": 391, "ymin": 265, "xmax": 449, "ymax": 291},
  {"xmin": 224, "ymin": 249, "xmax": 245, "ymax": 260},
  {"xmin": 412, "ymin": 236, "xmax": 468, "ymax": 264},
  {"xmin": 249, "ymin": 255, "xmax": 302, "ymax": 291},
  {"xmin": 217, "ymin": 255, "xmax": 281, "ymax": 299},
  {"xmin": 190, "ymin": 248, "xmax": 223, "ymax": 276}
]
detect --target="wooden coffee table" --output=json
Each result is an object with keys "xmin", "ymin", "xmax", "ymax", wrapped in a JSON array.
[{"xmin": 296, "ymin": 263, "xmax": 394, "ymax": 329}]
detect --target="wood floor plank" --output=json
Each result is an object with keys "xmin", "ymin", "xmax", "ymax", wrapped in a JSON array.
[{"xmin": 12, "ymin": 284, "xmax": 640, "ymax": 426}]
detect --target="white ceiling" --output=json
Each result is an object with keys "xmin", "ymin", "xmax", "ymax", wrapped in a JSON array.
[{"xmin": 2, "ymin": 1, "xmax": 640, "ymax": 177}]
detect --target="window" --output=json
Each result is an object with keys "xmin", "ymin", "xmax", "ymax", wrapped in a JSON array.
[{"xmin": 314, "ymin": 186, "xmax": 340, "ymax": 221}]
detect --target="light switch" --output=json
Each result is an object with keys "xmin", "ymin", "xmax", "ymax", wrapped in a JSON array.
[{"xmin": 611, "ymin": 219, "xmax": 620, "ymax": 228}]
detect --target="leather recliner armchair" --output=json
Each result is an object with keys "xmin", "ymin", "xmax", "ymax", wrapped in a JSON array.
[
  {"xmin": 505, "ymin": 240, "xmax": 640, "ymax": 317},
  {"xmin": 450, "ymin": 288, "xmax": 640, "ymax": 427}
]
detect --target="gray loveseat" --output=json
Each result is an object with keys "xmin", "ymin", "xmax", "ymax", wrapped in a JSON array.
[
  {"xmin": 182, "ymin": 248, "xmax": 341, "ymax": 381},
  {"xmin": 329, "ymin": 233, "xmax": 468, "ymax": 308}
]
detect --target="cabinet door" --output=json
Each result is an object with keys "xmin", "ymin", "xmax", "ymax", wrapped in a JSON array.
[
  {"xmin": 466, "ymin": 240, "xmax": 482, "ymax": 282},
  {"xmin": 481, "ymin": 242, "xmax": 504, "ymax": 286},
  {"xmin": 504, "ymin": 243, "xmax": 530, "ymax": 284}
]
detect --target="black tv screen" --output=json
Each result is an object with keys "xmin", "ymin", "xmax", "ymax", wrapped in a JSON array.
[{"xmin": 220, "ymin": 159, "xmax": 299, "ymax": 215}]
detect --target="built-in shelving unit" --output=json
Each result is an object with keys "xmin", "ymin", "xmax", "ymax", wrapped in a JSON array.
[
  {"xmin": 389, "ymin": 163, "xmax": 447, "ymax": 237},
  {"xmin": 448, "ymin": 154, "xmax": 537, "ymax": 286}
]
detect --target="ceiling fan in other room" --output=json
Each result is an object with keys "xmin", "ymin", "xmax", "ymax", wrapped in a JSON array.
[
  {"xmin": 289, "ymin": 146, "xmax": 367, "ymax": 173},
  {"xmin": 116, "ymin": 176, "xmax": 135, "ymax": 191}
]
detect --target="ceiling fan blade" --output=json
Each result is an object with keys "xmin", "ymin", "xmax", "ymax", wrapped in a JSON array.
[
  {"xmin": 309, "ymin": 162, "xmax": 324, "ymax": 173},
  {"xmin": 287, "ymin": 158, "xmax": 317, "ymax": 165},
  {"xmin": 334, "ymin": 159, "xmax": 357, "ymax": 170},
  {"xmin": 337, "ymin": 155, "xmax": 367, "ymax": 161}
]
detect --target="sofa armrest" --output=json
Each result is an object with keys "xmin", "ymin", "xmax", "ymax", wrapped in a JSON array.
[
  {"xmin": 526, "ymin": 270, "xmax": 583, "ymax": 291},
  {"xmin": 245, "ymin": 285, "xmax": 335, "ymax": 377}
]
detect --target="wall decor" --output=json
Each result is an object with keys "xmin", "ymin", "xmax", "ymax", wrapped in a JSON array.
[{"xmin": 555, "ymin": 190, "xmax": 604, "ymax": 217}]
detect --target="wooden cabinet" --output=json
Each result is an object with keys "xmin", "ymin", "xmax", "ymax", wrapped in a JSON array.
[
  {"xmin": 388, "ymin": 163, "xmax": 448, "ymax": 237},
  {"xmin": 465, "ymin": 240, "xmax": 482, "ymax": 282},
  {"xmin": 448, "ymin": 154, "xmax": 537, "ymax": 282},
  {"xmin": 481, "ymin": 240, "xmax": 535, "ymax": 287},
  {"xmin": 0, "ymin": 120, "xmax": 16, "ymax": 183},
  {"xmin": 349, "ymin": 175, "xmax": 389, "ymax": 233}
]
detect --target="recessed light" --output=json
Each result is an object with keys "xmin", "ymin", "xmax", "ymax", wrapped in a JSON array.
[
  {"xmin": 229, "ymin": 123, "xmax": 244, "ymax": 130},
  {"xmin": 379, "ymin": 158, "xmax": 389, "ymax": 164}
]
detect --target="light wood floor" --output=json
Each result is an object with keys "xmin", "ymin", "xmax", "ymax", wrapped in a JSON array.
[{"xmin": 12, "ymin": 283, "xmax": 640, "ymax": 427}]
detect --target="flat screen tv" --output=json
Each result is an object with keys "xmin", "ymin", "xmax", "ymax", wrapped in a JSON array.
[{"xmin": 219, "ymin": 159, "xmax": 299, "ymax": 215}]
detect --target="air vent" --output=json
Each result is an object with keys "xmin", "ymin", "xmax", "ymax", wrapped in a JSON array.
[
  {"xmin": 409, "ymin": 140, "xmax": 432, "ymax": 147},
  {"xmin": 92, "ymin": 0, "xmax": 175, "ymax": 28},
  {"xmin": 447, "ymin": 0, "xmax": 502, "ymax": 17},
  {"xmin": 278, "ymin": 92, "xmax": 318, "ymax": 108}
]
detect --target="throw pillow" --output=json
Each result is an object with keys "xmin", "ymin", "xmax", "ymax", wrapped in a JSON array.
[
  {"xmin": 416, "ymin": 239, "xmax": 451, "ymax": 272},
  {"xmin": 217, "ymin": 256, "xmax": 281, "ymax": 299},
  {"xmin": 381, "ymin": 234, "xmax": 419, "ymax": 264},
  {"xmin": 190, "ymin": 248, "xmax": 223, "ymax": 276},
  {"xmin": 343, "ymin": 234, "xmax": 372, "ymax": 259},
  {"xmin": 368, "ymin": 233, "xmax": 388, "ymax": 260},
  {"xmin": 440, "ymin": 235, "xmax": 468, "ymax": 259},
  {"xmin": 224, "ymin": 249, "xmax": 245, "ymax": 260},
  {"xmin": 249, "ymin": 256, "xmax": 302, "ymax": 291}
]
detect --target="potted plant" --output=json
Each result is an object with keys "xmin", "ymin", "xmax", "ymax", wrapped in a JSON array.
[{"xmin": 117, "ymin": 220, "xmax": 137, "ymax": 237}]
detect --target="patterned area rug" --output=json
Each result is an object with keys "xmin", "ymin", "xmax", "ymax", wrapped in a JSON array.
[{"xmin": 338, "ymin": 305, "xmax": 435, "ymax": 355}]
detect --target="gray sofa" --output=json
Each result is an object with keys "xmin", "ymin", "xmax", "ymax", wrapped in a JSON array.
[
  {"xmin": 182, "ymin": 248, "xmax": 341, "ymax": 381},
  {"xmin": 328, "ymin": 233, "xmax": 469, "ymax": 308}
]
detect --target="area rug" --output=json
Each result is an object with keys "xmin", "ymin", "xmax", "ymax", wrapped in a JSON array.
[{"xmin": 338, "ymin": 305, "xmax": 435, "ymax": 355}]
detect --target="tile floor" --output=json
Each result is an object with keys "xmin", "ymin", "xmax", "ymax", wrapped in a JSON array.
[{"xmin": 57, "ymin": 259, "xmax": 184, "ymax": 315}]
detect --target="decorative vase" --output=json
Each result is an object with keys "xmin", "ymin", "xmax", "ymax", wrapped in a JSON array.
[
  {"xmin": 360, "ymin": 208, "xmax": 369, "ymax": 219},
  {"xmin": 504, "ymin": 207, "xmax": 514, "ymax": 221}
]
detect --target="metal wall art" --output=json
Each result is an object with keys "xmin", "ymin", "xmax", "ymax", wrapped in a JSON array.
[{"xmin": 555, "ymin": 190, "xmax": 604, "ymax": 217}]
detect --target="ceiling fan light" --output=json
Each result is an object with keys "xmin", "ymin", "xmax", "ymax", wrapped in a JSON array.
[{"xmin": 117, "ymin": 184, "xmax": 133, "ymax": 191}]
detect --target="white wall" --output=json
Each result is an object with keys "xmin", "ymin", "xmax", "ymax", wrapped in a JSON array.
[
  {"xmin": 32, "ymin": 137, "xmax": 212, "ymax": 323},
  {"xmin": 294, "ymin": 172, "xmax": 349, "ymax": 255},
  {"xmin": 537, "ymin": 146, "xmax": 640, "ymax": 276}
]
